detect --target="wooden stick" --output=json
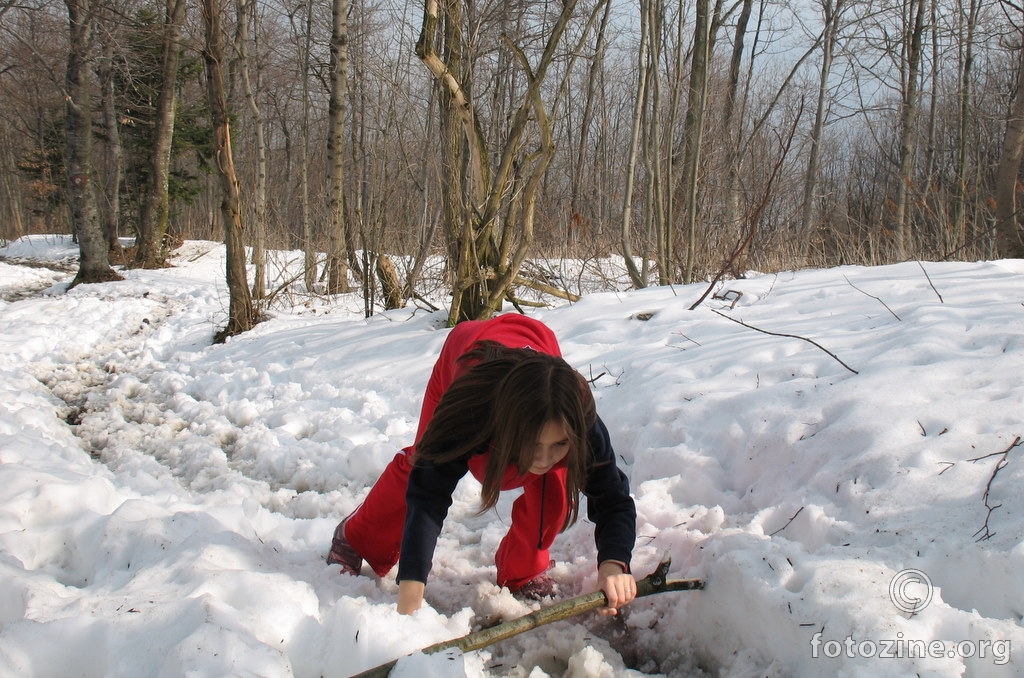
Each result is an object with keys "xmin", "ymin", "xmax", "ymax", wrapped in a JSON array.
[{"xmin": 352, "ymin": 559, "xmax": 703, "ymax": 678}]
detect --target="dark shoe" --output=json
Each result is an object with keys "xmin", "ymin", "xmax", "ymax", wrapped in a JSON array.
[
  {"xmin": 326, "ymin": 519, "xmax": 363, "ymax": 575},
  {"xmin": 512, "ymin": 574, "xmax": 559, "ymax": 601}
]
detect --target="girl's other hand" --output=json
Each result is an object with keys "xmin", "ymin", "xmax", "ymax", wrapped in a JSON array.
[{"xmin": 397, "ymin": 579, "xmax": 426, "ymax": 615}]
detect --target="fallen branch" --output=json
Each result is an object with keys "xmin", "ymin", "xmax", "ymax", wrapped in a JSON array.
[
  {"xmin": 708, "ymin": 308, "xmax": 859, "ymax": 375},
  {"xmin": 713, "ymin": 289, "xmax": 744, "ymax": 310},
  {"xmin": 969, "ymin": 436, "xmax": 1021, "ymax": 542},
  {"xmin": 513, "ymin": 275, "xmax": 581, "ymax": 302},
  {"xmin": 351, "ymin": 558, "xmax": 704, "ymax": 678}
]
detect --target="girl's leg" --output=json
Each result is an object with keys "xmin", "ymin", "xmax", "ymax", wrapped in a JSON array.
[
  {"xmin": 338, "ymin": 323, "xmax": 480, "ymax": 574},
  {"xmin": 339, "ymin": 448, "xmax": 415, "ymax": 577},
  {"xmin": 494, "ymin": 467, "xmax": 569, "ymax": 590}
]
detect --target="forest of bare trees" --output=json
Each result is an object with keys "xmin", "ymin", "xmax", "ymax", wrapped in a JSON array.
[{"xmin": 2, "ymin": 0, "xmax": 1023, "ymax": 328}]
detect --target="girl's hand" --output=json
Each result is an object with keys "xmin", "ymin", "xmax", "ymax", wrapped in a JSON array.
[
  {"xmin": 597, "ymin": 561, "xmax": 636, "ymax": 616},
  {"xmin": 397, "ymin": 579, "xmax": 425, "ymax": 615}
]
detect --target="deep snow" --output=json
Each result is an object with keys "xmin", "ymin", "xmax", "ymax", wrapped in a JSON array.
[{"xmin": 1, "ymin": 234, "xmax": 1022, "ymax": 677}]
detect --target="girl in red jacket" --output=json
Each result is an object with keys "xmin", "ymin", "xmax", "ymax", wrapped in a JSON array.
[{"xmin": 328, "ymin": 314, "xmax": 637, "ymax": 615}]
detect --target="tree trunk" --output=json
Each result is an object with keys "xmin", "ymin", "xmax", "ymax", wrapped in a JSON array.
[
  {"xmin": 298, "ymin": 0, "xmax": 316, "ymax": 292},
  {"xmin": 619, "ymin": 0, "xmax": 652, "ymax": 289},
  {"xmin": 376, "ymin": 254, "xmax": 404, "ymax": 310},
  {"xmin": 235, "ymin": 0, "xmax": 267, "ymax": 300},
  {"xmin": 800, "ymin": 0, "xmax": 843, "ymax": 238},
  {"xmin": 418, "ymin": 0, "xmax": 492, "ymax": 323},
  {"xmin": 202, "ymin": 0, "xmax": 255, "ymax": 340},
  {"xmin": 0, "ymin": 122, "xmax": 26, "ymax": 242},
  {"xmin": 569, "ymin": 0, "xmax": 611, "ymax": 225},
  {"xmin": 722, "ymin": 0, "xmax": 755, "ymax": 255},
  {"xmin": 680, "ymin": 0, "xmax": 713, "ymax": 284},
  {"xmin": 994, "ymin": 38, "xmax": 1024, "ymax": 259},
  {"xmin": 481, "ymin": 38, "xmax": 559, "ymax": 316},
  {"xmin": 134, "ymin": 0, "xmax": 187, "ymax": 269},
  {"xmin": 65, "ymin": 0, "xmax": 121, "ymax": 288},
  {"xmin": 892, "ymin": 0, "xmax": 926, "ymax": 259},
  {"xmin": 96, "ymin": 33, "xmax": 123, "ymax": 259},
  {"xmin": 951, "ymin": 0, "xmax": 979, "ymax": 254},
  {"xmin": 326, "ymin": 0, "xmax": 352, "ymax": 295},
  {"xmin": 647, "ymin": 1, "xmax": 669, "ymax": 285}
]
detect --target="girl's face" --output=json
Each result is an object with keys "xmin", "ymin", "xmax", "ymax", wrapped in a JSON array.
[{"xmin": 528, "ymin": 420, "xmax": 571, "ymax": 474}]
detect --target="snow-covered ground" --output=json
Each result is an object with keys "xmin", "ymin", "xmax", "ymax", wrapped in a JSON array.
[{"xmin": 1, "ymin": 234, "xmax": 1022, "ymax": 677}]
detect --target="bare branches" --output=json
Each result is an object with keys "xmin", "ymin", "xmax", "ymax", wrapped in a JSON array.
[
  {"xmin": 843, "ymin": 275, "xmax": 901, "ymax": 320},
  {"xmin": 689, "ymin": 100, "xmax": 804, "ymax": 311},
  {"xmin": 708, "ymin": 308, "xmax": 860, "ymax": 375},
  {"xmin": 968, "ymin": 436, "xmax": 1022, "ymax": 542},
  {"xmin": 917, "ymin": 262, "xmax": 943, "ymax": 303}
]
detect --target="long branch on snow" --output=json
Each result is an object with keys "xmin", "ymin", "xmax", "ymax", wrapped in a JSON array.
[{"xmin": 352, "ymin": 558, "xmax": 704, "ymax": 678}]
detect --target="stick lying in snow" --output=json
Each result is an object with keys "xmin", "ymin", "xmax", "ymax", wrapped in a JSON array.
[{"xmin": 351, "ymin": 558, "xmax": 704, "ymax": 678}]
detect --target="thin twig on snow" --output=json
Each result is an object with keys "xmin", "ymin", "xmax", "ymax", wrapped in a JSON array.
[{"xmin": 708, "ymin": 308, "xmax": 859, "ymax": 375}]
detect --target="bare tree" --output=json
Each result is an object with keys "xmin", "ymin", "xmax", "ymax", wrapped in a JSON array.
[
  {"xmin": 950, "ymin": 0, "xmax": 981, "ymax": 250},
  {"xmin": 620, "ymin": 0, "xmax": 654, "ymax": 289},
  {"xmin": 994, "ymin": 2, "xmax": 1024, "ymax": 258},
  {"xmin": 235, "ymin": 0, "xmax": 267, "ymax": 299},
  {"xmin": 95, "ymin": 26, "xmax": 123, "ymax": 258},
  {"xmin": 679, "ymin": 0, "xmax": 715, "ymax": 284},
  {"xmin": 892, "ymin": 0, "xmax": 928, "ymax": 258},
  {"xmin": 326, "ymin": 0, "xmax": 352, "ymax": 295},
  {"xmin": 801, "ymin": 0, "xmax": 850, "ymax": 237},
  {"xmin": 202, "ymin": 0, "xmax": 255, "ymax": 340},
  {"xmin": 0, "ymin": 121, "xmax": 26, "ymax": 242},
  {"xmin": 416, "ymin": 0, "xmax": 575, "ymax": 322},
  {"xmin": 289, "ymin": 0, "xmax": 316, "ymax": 292},
  {"xmin": 64, "ymin": 0, "xmax": 122, "ymax": 287},
  {"xmin": 720, "ymin": 0, "xmax": 756, "ymax": 244},
  {"xmin": 134, "ymin": 0, "xmax": 188, "ymax": 269},
  {"xmin": 570, "ymin": 0, "xmax": 612, "ymax": 224}
]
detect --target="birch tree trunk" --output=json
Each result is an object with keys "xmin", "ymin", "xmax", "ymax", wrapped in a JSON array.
[{"xmin": 326, "ymin": 0, "xmax": 352, "ymax": 295}]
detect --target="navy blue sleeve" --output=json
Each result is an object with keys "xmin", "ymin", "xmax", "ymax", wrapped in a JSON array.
[
  {"xmin": 584, "ymin": 415, "xmax": 637, "ymax": 569},
  {"xmin": 398, "ymin": 456, "xmax": 469, "ymax": 584}
]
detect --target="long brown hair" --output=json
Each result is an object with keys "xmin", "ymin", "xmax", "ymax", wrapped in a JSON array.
[{"xmin": 414, "ymin": 341, "xmax": 596, "ymax": 529}]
